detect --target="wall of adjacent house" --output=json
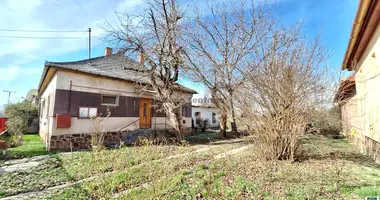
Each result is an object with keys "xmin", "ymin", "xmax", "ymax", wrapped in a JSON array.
[
  {"xmin": 39, "ymin": 72, "xmax": 58, "ymax": 145},
  {"xmin": 49, "ymin": 70, "xmax": 193, "ymax": 136},
  {"xmin": 346, "ymin": 22, "xmax": 380, "ymax": 161},
  {"xmin": 192, "ymin": 107, "xmax": 219, "ymax": 128}
]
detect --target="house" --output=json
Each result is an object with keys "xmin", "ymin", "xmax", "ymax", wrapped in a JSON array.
[
  {"xmin": 38, "ymin": 47, "xmax": 196, "ymax": 151},
  {"xmin": 337, "ymin": 0, "xmax": 380, "ymax": 160},
  {"xmin": 192, "ymin": 105, "xmax": 219, "ymax": 128}
]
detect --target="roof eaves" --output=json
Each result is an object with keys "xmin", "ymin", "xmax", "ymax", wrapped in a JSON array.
[{"xmin": 342, "ymin": 0, "xmax": 380, "ymax": 71}]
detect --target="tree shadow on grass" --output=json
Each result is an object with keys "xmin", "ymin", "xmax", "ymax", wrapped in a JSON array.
[
  {"xmin": 184, "ymin": 131, "xmax": 251, "ymax": 145},
  {"xmin": 297, "ymin": 135, "xmax": 380, "ymax": 170}
]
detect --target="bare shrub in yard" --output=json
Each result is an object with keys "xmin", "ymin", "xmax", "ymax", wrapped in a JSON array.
[
  {"xmin": 235, "ymin": 24, "xmax": 335, "ymax": 160},
  {"xmin": 197, "ymin": 118, "xmax": 209, "ymax": 132},
  {"xmin": 309, "ymin": 106, "xmax": 342, "ymax": 136},
  {"xmin": 91, "ymin": 109, "xmax": 111, "ymax": 151}
]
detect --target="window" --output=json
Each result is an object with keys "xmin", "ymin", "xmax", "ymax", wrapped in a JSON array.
[
  {"xmin": 40, "ymin": 100, "xmax": 45, "ymax": 119},
  {"xmin": 182, "ymin": 105, "xmax": 188, "ymax": 117},
  {"xmin": 212, "ymin": 113, "xmax": 216, "ymax": 123},
  {"xmin": 101, "ymin": 94, "xmax": 118, "ymax": 106},
  {"xmin": 79, "ymin": 107, "xmax": 98, "ymax": 119}
]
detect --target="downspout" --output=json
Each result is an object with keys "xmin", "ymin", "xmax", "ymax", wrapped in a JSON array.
[{"xmin": 342, "ymin": 0, "xmax": 372, "ymax": 71}]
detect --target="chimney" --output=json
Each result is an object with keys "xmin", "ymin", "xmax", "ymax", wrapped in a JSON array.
[
  {"xmin": 104, "ymin": 47, "xmax": 113, "ymax": 56},
  {"xmin": 138, "ymin": 53, "xmax": 144, "ymax": 64}
]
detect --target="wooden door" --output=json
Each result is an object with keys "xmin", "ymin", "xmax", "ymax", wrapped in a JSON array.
[{"xmin": 139, "ymin": 98, "xmax": 152, "ymax": 129}]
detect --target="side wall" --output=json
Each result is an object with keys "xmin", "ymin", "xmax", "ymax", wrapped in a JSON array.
[
  {"xmin": 347, "ymin": 21, "xmax": 380, "ymax": 161},
  {"xmin": 39, "ymin": 72, "xmax": 57, "ymax": 146}
]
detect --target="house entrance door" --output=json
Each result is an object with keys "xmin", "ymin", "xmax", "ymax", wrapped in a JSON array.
[{"xmin": 139, "ymin": 98, "xmax": 152, "ymax": 129}]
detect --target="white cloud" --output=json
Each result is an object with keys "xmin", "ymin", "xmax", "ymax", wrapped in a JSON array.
[
  {"xmin": 0, "ymin": 0, "xmax": 145, "ymax": 62},
  {"xmin": 0, "ymin": 0, "xmax": 146, "ymax": 105},
  {"xmin": 0, "ymin": 66, "xmax": 41, "ymax": 81}
]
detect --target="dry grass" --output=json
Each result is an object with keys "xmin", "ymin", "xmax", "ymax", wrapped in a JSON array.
[{"xmin": 3, "ymin": 135, "xmax": 380, "ymax": 199}]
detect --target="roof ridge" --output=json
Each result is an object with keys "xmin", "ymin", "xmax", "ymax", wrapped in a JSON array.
[{"xmin": 45, "ymin": 54, "xmax": 137, "ymax": 66}]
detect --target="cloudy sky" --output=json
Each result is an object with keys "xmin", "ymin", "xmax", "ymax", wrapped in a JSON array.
[{"xmin": 0, "ymin": 0, "xmax": 358, "ymax": 106}]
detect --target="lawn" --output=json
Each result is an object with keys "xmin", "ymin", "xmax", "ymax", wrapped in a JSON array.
[
  {"xmin": 1, "ymin": 134, "xmax": 52, "ymax": 161},
  {"xmin": 2, "ymin": 134, "xmax": 380, "ymax": 199}
]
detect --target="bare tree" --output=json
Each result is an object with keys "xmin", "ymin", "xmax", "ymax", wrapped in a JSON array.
[
  {"xmin": 103, "ymin": 0, "xmax": 188, "ymax": 142},
  {"xmin": 235, "ymin": 24, "xmax": 333, "ymax": 160},
  {"xmin": 183, "ymin": 0, "xmax": 284, "ymax": 137}
]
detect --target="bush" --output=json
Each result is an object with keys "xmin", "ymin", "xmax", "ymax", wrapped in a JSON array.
[
  {"xmin": 91, "ymin": 109, "xmax": 110, "ymax": 151},
  {"xmin": 197, "ymin": 118, "xmax": 209, "ymax": 132},
  {"xmin": 4, "ymin": 102, "xmax": 38, "ymax": 146}
]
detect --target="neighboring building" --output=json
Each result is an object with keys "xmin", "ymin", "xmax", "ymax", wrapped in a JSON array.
[
  {"xmin": 192, "ymin": 105, "xmax": 219, "ymax": 128},
  {"xmin": 38, "ymin": 47, "xmax": 196, "ymax": 151},
  {"xmin": 337, "ymin": 0, "xmax": 380, "ymax": 161}
]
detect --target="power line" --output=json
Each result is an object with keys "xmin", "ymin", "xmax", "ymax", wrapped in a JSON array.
[
  {"xmin": 0, "ymin": 36, "xmax": 87, "ymax": 39},
  {"xmin": 0, "ymin": 29, "xmax": 88, "ymax": 33}
]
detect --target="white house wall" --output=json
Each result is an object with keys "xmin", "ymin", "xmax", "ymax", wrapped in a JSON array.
[{"xmin": 192, "ymin": 107, "xmax": 219, "ymax": 128}]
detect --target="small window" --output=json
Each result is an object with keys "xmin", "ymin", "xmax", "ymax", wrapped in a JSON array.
[
  {"xmin": 212, "ymin": 113, "xmax": 216, "ymax": 123},
  {"xmin": 182, "ymin": 105, "xmax": 188, "ymax": 117},
  {"xmin": 40, "ymin": 100, "xmax": 45, "ymax": 119},
  {"xmin": 101, "ymin": 94, "xmax": 119, "ymax": 106},
  {"xmin": 79, "ymin": 107, "xmax": 98, "ymax": 119}
]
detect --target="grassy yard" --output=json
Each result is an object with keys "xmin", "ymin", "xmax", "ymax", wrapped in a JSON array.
[
  {"xmin": 1, "ymin": 135, "xmax": 380, "ymax": 199},
  {"xmin": 0, "ymin": 134, "xmax": 52, "ymax": 161}
]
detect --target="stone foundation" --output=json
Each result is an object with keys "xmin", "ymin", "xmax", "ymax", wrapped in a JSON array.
[
  {"xmin": 48, "ymin": 128, "xmax": 193, "ymax": 152},
  {"xmin": 349, "ymin": 133, "xmax": 380, "ymax": 163},
  {"xmin": 49, "ymin": 132, "xmax": 126, "ymax": 152}
]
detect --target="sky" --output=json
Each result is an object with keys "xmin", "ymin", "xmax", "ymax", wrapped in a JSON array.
[{"xmin": 0, "ymin": 0, "xmax": 358, "ymax": 107}]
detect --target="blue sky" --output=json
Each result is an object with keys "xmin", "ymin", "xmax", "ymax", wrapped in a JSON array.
[{"xmin": 0, "ymin": 0, "xmax": 358, "ymax": 106}]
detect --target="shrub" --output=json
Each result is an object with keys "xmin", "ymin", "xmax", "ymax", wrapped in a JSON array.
[
  {"xmin": 4, "ymin": 102, "xmax": 38, "ymax": 146},
  {"xmin": 91, "ymin": 109, "xmax": 111, "ymax": 151},
  {"xmin": 197, "ymin": 118, "xmax": 210, "ymax": 132}
]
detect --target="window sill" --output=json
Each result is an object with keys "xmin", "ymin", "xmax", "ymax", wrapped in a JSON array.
[{"xmin": 101, "ymin": 104, "xmax": 118, "ymax": 106}]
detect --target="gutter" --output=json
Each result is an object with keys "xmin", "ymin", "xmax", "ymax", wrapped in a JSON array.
[
  {"xmin": 38, "ymin": 63, "xmax": 50, "ymax": 95},
  {"xmin": 341, "ymin": 0, "xmax": 372, "ymax": 71}
]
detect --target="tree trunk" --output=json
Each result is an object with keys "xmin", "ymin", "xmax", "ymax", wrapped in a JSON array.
[
  {"xmin": 175, "ymin": 115, "xmax": 184, "ymax": 143},
  {"xmin": 228, "ymin": 89, "xmax": 238, "ymax": 134},
  {"xmin": 219, "ymin": 109, "xmax": 227, "ymax": 138}
]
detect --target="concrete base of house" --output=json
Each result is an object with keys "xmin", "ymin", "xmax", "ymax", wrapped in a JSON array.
[
  {"xmin": 48, "ymin": 127, "xmax": 192, "ymax": 152},
  {"xmin": 349, "ymin": 134, "xmax": 380, "ymax": 163}
]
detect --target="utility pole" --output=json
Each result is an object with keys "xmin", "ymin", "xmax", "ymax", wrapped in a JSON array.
[
  {"xmin": 3, "ymin": 90, "xmax": 16, "ymax": 104},
  {"xmin": 88, "ymin": 28, "xmax": 91, "ymax": 59}
]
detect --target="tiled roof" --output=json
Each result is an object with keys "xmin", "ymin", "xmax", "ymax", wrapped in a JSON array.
[
  {"xmin": 334, "ymin": 75, "xmax": 356, "ymax": 104},
  {"xmin": 38, "ymin": 53, "xmax": 197, "ymax": 94}
]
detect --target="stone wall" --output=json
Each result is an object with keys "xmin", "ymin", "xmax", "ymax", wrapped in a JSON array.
[
  {"xmin": 49, "ymin": 132, "xmax": 123, "ymax": 152},
  {"xmin": 48, "ymin": 127, "xmax": 193, "ymax": 152}
]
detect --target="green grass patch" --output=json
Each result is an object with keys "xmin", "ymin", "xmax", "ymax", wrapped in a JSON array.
[
  {"xmin": 185, "ymin": 132, "xmax": 220, "ymax": 141},
  {"xmin": 2, "ymin": 134, "xmax": 52, "ymax": 160},
  {"xmin": 0, "ymin": 158, "xmax": 73, "ymax": 198}
]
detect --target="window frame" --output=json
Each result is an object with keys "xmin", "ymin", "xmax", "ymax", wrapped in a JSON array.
[
  {"xmin": 78, "ymin": 107, "xmax": 98, "ymax": 119},
  {"xmin": 101, "ymin": 94, "xmax": 119, "ymax": 106}
]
